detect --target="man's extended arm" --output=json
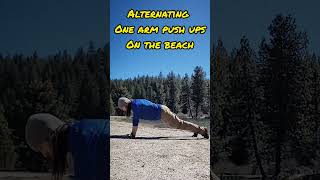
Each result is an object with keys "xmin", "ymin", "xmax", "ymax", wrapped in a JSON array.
[
  {"xmin": 130, "ymin": 110, "xmax": 139, "ymax": 138},
  {"xmin": 131, "ymin": 126, "xmax": 138, "ymax": 138}
]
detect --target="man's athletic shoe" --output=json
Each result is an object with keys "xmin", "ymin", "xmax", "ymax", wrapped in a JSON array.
[
  {"xmin": 192, "ymin": 133, "xmax": 198, "ymax": 137},
  {"xmin": 202, "ymin": 128, "xmax": 209, "ymax": 139},
  {"xmin": 192, "ymin": 127, "xmax": 209, "ymax": 139}
]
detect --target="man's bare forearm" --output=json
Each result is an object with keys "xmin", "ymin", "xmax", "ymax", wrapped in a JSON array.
[{"xmin": 131, "ymin": 126, "xmax": 138, "ymax": 137}]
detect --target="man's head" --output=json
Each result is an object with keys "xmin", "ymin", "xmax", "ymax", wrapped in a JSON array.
[
  {"xmin": 118, "ymin": 97, "xmax": 131, "ymax": 112},
  {"xmin": 25, "ymin": 113, "xmax": 65, "ymax": 159}
]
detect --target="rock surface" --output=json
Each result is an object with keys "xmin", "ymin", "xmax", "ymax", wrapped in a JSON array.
[{"xmin": 110, "ymin": 117, "xmax": 210, "ymax": 180}]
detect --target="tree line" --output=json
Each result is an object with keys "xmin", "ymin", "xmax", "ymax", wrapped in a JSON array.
[
  {"xmin": 0, "ymin": 42, "xmax": 109, "ymax": 170},
  {"xmin": 211, "ymin": 14, "xmax": 320, "ymax": 178},
  {"xmin": 110, "ymin": 66, "xmax": 210, "ymax": 119}
]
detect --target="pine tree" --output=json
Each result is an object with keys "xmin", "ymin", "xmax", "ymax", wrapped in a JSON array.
[
  {"xmin": 0, "ymin": 105, "xmax": 15, "ymax": 169},
  {"xmin": 259, "ymin": 14, "xmax": 309, "ymax": 177},
  {"xmin": 230, "ymin": 37, "xmax": 266, "ymax": 177},
  {"xmin": 167, "ymin": 72, "xmax": 178, "ymax": 113},
  {"xmin": 78, "ymin": 75, "xmax": 101, "ymax": 118},
  {"xmin": 180, "ymin": 74, "xmax": 191, "ymax": 115},
  {"xmin": 310, "ymin": 55, "xmax": 320, "ymax": 152},
  {"xmin": 201, "ymin": 80, "xmax": 210, "ymax": 115},
  {"xmin": 191, "ymin": 66, "xmax": 206, "ymax": 118},
  {"xmin": 211, "ymin": 40, "xmax": 232, "ymax": 136},
  {"xmin": 154, "ymin": 82, "xmax": 164, "ymax": 104}
]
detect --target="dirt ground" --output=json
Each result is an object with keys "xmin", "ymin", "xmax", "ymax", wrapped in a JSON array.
[
  {"xmin": 110, "ymin": 116, "xmax": 210, "ymax": 180},
  {"xmin": 0, "ymin": 117, "xmax": 210, "ymax": 180}
]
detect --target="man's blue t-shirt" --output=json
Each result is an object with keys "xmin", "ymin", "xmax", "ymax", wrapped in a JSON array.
[
  {"xmin": 68, "ymin": 119, "xmax": 109, "ymax": 180},
  {"xmin": 131, "ymin": 99, "xmax": 161, "ymax": 126}
]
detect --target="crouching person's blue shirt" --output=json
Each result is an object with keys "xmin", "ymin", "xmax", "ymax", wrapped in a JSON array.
[
  {"xmin": 131, "ymin": 99, "xmax": 161, "ymax": 126},
  {"xmin": 68, "ymin": 119, "xmax": 109, "ymax": 180}
]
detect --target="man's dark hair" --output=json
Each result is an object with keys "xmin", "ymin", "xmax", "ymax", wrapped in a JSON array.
[{"xmin": 51, "ymin": 124, "xmax": 70, "ymax": 180}]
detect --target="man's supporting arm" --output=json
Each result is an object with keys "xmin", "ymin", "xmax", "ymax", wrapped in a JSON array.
[
  {"xmin": 131, "ymin": 126, "xmax": 138, "ymax": 138},
  {"xmin": 131, "ymin": 111, "xmax": 139, "ymax": 138}
]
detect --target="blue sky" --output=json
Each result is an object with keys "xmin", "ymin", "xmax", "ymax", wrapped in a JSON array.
[
  {"xmin": 110, "ymin": 0, "xmax": 210, "ymax": 79},
  {"xmin": 213, "ymin": 0, "xmax": 320, "ymax": 55},
  {"xmin": 1, "ymin": 0, "xmax": 319, "ymax": 60},
  {"xmin": 0, "ymin": 0, "xmax": 106, "ymax": 56}
]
